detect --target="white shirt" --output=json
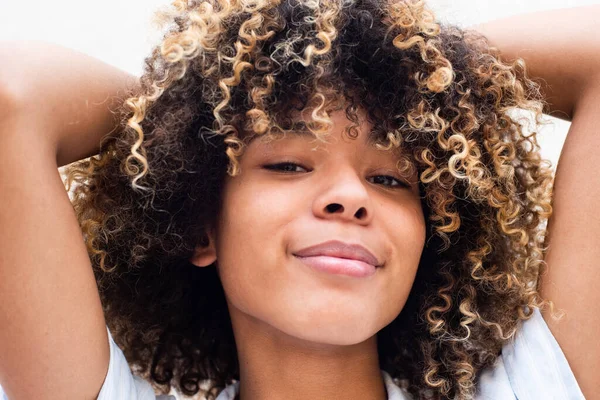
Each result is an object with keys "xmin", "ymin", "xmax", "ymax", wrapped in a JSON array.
[{"xmin": 0, "ymin": 308, "xmax": 585, "ymax": 399}]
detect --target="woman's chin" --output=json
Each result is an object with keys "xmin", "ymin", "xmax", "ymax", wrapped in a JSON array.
[{"xmin": 268, "ymin": 310, "xmax": 382, "ymax": 347}]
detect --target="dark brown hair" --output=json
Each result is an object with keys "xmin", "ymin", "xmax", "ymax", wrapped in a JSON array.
[{"xmin": 64, "ymin": 0, "xmax": 556, "ymax": 398}]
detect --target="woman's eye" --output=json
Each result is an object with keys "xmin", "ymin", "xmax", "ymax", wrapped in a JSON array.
[
  {"xmin": 263, "ymin": 162, "xmax": 308, "ymax": 173},
  {"xmin": 368, "ymin": 175, "xmax": 408, "ymax": 188},
  {"xmin": 263, "ymin": 163, "xmax": 408, "ymax": 188}
]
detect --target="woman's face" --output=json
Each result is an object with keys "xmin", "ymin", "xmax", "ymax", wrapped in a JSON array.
[{"xmin": 194, "ymin": 108, "xmax": 426, "ymax": 345}]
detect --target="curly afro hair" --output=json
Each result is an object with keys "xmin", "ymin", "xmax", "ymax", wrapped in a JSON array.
[{"xmin": 63, "ymin": 0, "xmax": 557, "ymax": 398}]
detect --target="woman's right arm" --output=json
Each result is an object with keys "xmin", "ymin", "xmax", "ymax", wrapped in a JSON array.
[
  {"xmin": 0, "ymin": 40, "xmax": 140, "ymax": 167},
  {"xmin": 0, "ymin": 41, "xmax": 138, "ymax": 399}
]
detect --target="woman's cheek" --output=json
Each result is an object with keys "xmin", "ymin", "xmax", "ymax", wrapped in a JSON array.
[{"xmin": 241, "ymin": 181, "xmax": 308, "ymax": 224}]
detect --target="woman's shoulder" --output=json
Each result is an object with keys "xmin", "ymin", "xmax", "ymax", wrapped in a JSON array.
[{"xmin": 477, "ymin": 307, "xmax": 585, "ymax": 399}]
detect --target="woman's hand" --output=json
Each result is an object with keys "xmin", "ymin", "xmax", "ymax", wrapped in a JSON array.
[{"xmin": 0, "ymin": 40, "xmax": 139, "ymax": 167}]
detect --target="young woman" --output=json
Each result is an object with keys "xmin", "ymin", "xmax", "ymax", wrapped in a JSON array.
[{"xmin": 0, "ymin": 0, "xmax": 598, "ymax": 399}]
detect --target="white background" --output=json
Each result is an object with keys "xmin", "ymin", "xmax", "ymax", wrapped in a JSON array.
[{"xmin": 1, "ymin": 1, "xmax": 598, "ymax": 398}]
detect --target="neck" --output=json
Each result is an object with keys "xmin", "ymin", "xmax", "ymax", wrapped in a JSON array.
[{"xmin": 230, "ymin": 310, "xmax": 388, "ymax": 400}]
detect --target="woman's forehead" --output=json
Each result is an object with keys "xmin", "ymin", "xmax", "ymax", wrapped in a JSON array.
[{"xmin": 240, "ymin": 104, "xmax": 414, "ymax": 163}]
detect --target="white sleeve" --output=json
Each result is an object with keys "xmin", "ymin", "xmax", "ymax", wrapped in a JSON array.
[
  {"xmin": 500, "ymin": 307, "xmax": 585, "ymax": 400},
  {"xmin": 98, "ymin": 326, "xmax": 174, "ymax": 400}
]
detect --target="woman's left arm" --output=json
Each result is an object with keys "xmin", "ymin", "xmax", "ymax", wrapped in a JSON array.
[{"xmin": 470, "ymin": 5, "xmax": 600, "ymax": 398}]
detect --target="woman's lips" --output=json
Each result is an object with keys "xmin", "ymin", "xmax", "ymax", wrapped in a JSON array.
[
  {"xmin": 293, "ymin": 240, "xmax": 382, "ymax": 278},
  {"xmin": 294, "ymin": 255, "xmax": 377, "ymax": 278},
  {"xmin": 293, "ymin": 240, "xmax": 382, "ymax": 267}
]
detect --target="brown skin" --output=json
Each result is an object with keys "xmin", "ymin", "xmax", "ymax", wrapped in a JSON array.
[
  {"xmin": 0, "ymin": 93, "xmax": 109, "ymax": 399},
  {"xmin": 190, "ymin": 108, "xmax": 425, "ymax": 400},
  {"xmin": 541, "ymin": 81, "xmax": 600, "ymax": 399},
  {"xmin": 0, "ymin": 4, "xmax": 599, "ymax": 399}
]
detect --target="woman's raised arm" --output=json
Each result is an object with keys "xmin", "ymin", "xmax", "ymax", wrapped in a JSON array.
[
  {"xmin": 471, "ymin": 5, "xmax": 600, "ymax": 398},
  {"xmin": 0, "ymin": 42, "xmax": 137, "ymax": 399},
  {"xmin": 470, "ymin": 4, "xmax": 600, "ymax": 122},
  {"xmin": 0, "ymin": 40, "xmax": 139, "ymax": 167}
]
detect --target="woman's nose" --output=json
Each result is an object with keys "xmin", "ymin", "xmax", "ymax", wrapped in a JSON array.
[{"xmin": 312, "ymin": 169, "xmax": 373, "ymax": 225}]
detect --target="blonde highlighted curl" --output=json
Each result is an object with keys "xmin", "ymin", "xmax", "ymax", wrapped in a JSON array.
[{"xmin": 63, "ymin": 0, "xmax": 558, "ymax": 398}]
